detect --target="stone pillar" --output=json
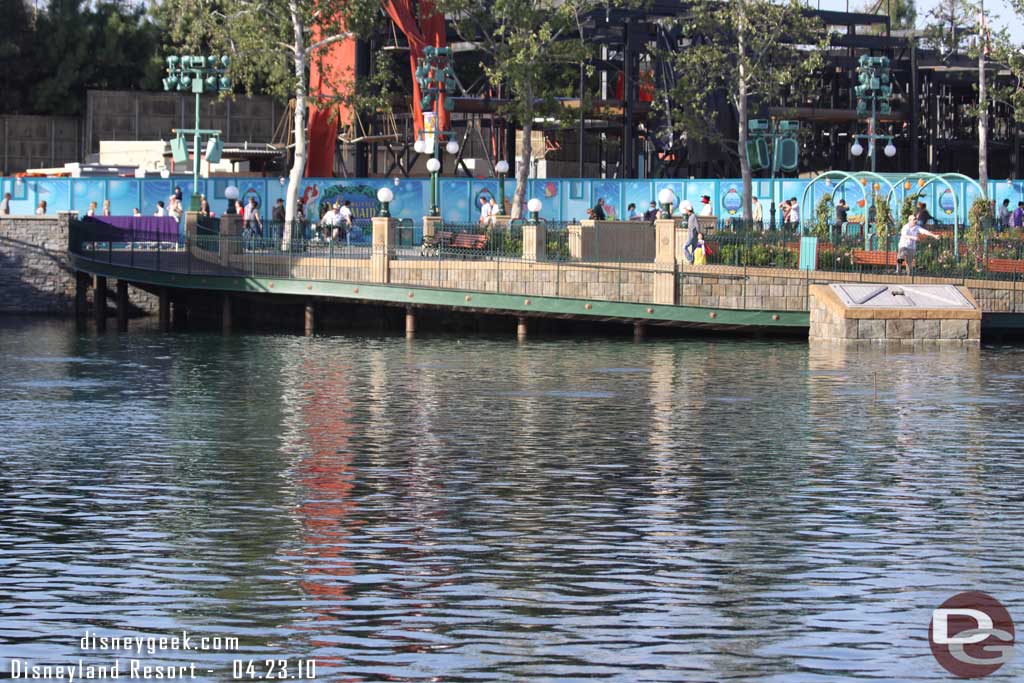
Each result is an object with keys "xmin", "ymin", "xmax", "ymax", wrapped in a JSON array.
[
  {"xmin": 422, "ymin": 215, "xmax": 442, "ymax": 242},
  {"xmin": 93, "ymin": 275, "xmax": 107, "ymax": 332},
  {"xmin": 653, "ymin": 218, "xmax": 678, "ymax": 306},
  {"xmin": 158, "ymin": 287, "xmax": 170, "ymax": 332},
  {"xmin": 184, "ymin": 211, "xmax": 200, "ymax": 243},
  {"xmin": 522, "ymin": 222, "xmax": 547, "ymax": 262},
  {"xmin": 568, "ymin": 220, "xmax": 596, "ymax": 260},
  {"xmin": 405, "ymin": 306, "xmax": 415, "ymax": 336},
  {"xmin": 116, "ymin": 280, "xmax": 129, "ymax": 332},
  {"xmin": 517, "ymin": 316, "xmax": 528, "ymax": 339},
  {"xmin": 304, "ymin": 300, "xmax": 316, "ymax": 336},
  {"xmin": 222, "ymin": 294, "xmax": 232, "ymax": 335},
  {"xmin": 371, "ymin": 216, "xmax": 398, "ymax": 284},
  {"xmin": 219, "ymin": 214, "xmax": 243, "ymax": 267}
]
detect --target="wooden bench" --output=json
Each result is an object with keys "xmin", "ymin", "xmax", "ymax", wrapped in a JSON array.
[
  {"xmin": 987, "ymin": 258, "xmax": 1024, "ymax": 274},
  {"xmin": 851, "ymin": 249, "xmax": 898, "ymax": 267},
  {"xmin": 421, "ymin": 230, "xmax": 490, "ymax": 255}
]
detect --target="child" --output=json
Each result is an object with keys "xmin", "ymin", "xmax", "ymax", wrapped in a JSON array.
[{"xmin": 693, "ymin": 231, "xmax": 712, "ymax": 266}]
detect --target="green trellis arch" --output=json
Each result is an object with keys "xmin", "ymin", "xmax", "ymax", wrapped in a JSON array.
[{"xmin": 799, "ymin": 171, "xmax": 899, "ymax": 245}]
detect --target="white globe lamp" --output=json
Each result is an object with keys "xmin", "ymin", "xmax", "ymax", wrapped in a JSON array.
[
  {"xmin": 657, "ymin": 188, "xmax": 676, "ymax": 218},
  {"xmin": 377, "ymin": 186, "xmax": 394, "ymax": 217},
  {"xmin": 527, "ymin": 197, "xmax": 542, "ymax": 222},
  {"xmin": 445, "ymin": 139, "xmax": 459, "ymax": 155},
  {"xmin": 426, "ymin": 158, "xmax": 441, "ymax": 173},
  {"xmin": 884, "ymin": 142, "xmax": 897, "ymax": 158},
  {"xmin": 850, "ymin": 141, "xmax": 864, "ymax": 157},
  {"xmin": 413, "ymin": 139, "xmax": 425, "ymax": 154}
]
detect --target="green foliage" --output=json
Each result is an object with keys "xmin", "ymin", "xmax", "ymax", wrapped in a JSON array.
[
  {"xmin": 873, "ymin": 192, "xmax": 895, "ymax": 245},
  {"xmin": 660, "ymin": 0, "xmax": 826, "ymax": 155},
  {"xmin": 966, "ymin": 196, "xmax": 993, "ymax": 260},
  {"xmin": 861, "ymin": 0, "xmax": 917, "ymax": 31},
  {"xmin": 900, "ymin": 192, "xmax": 921, "ymax": 224},
  {"xmin": 6, "ymin": 0, "xmax": 163, "ymax": 116},
  {"xmin": 814, "ymin": 193, "xmax": 833, "ymax": 240}
]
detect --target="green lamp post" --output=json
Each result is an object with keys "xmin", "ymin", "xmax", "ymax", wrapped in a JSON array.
[{"xmin": 162, "ymin": 54, "xmax": 232, "ymax": 211}]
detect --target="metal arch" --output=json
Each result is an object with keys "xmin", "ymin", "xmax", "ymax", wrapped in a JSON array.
[
  {"xmin": 884, "ymin": 172, "xmax": 963, "ymax": 252},
  {"xmin": 799, "ymin": 171, "xmax": 866, "ymax": 236},
  {"xmin": 799, "ymin": 170, "xmax": 897, "ymax": 240}
]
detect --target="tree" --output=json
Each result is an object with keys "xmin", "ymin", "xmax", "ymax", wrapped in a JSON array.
[
  {"xmin": 922, "ymin": 0, "xmax": 1024, "ymax": 197},
  {"xmin": 663, "ymin": 0, "xmax": 825, "ymax": 223},
  {"xmin": 434, "ymin": 0, "xmax": 598, "ymax": 218},
  {"xmin": 157, "ymin": 0, "xmax": 379, "ymax": 241},
  {"xmin": 0, "ymin": 0, "xmax": 38, "ymax": 114},
  {"xmin": 29, "ymin": 0, "xmax": 162, "ymax": 116},
  {"xmin": 861, "ymin": 0, "xmax": 917, "ymax": 32}
]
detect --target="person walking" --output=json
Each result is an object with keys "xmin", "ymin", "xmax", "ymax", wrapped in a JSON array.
[
  {"xmin": 0, "ymin": 192, "xmax": 10, "ymax": 215},
  {"xmin": 1014, "ymin": 202, "xmax": 1024, "ymax": 230},
  {"xmin": 895, "ymin": 215, "xmax": 939, "ymax": 275},
  {"xmin": 272, "ymin": 198, "xmax": 285, "ymax": 239},
  {"xmin": 592, "ymin": 198, "xmax": 607, "ymax": 221},
  {"xmin": 478, "ymin": 196, "xmax": 491, "ymax": 226},
  {"xmin": 999, "ymin": 199, "xmax": 1011, "ymax": 232},
  {"xmin": 751, "ymin": 197, "xmax": 763, "ymax": 230},
  {"xmin": 788, "ymin": 197, "xmax": 801, "ymax": 231},
  {"xmin": 86, "ymin": 201, "xmax": 97, "ymax": 217},
  {"xmin": 102, "ymin": 199, "xmax": 111, "ymax": 216},
  {"xmin": 680, "ymin": 200, "xmax": 700, "ymax": 265},
  {"xmin": 339, "ymin": 200, "xmax": 354, "ymax": 244},
  {"xmin": 36, "ymin": 200, "xmax": 47, "ymax": 215},
  {"xmin": 153, "ymin": 201, "xmax": 166, "ymax": 217},
  {"xmin": 699, "ymin": 195, "xmax": 713, "ymax": 217},
  {"xmin": 643, "ymin": 201, "xmax": 658, "ymax": 222},
  {"xmin": 244, "ymin": 197, "xmax": 263, "ymax": 237},
  {"xmin": 835, "ymin": 199, "xmax": 848, "ymax": 233}
]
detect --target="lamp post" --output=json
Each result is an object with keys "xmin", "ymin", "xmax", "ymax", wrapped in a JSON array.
[
  {"xmin": 377, "ymin": 187, "xmax": 394, "ymax": 218},
  {"xmin": 527, "ymin": 198, "xmax": 542, "ymax": 223},
  {"xmin": 495, "ymin": 160, "xmax": 509, "ymax": 214},
  {"xmin": 657, "ymin": 188, "xmax": 676, "ymax": 219},
  {"xmin": 224, "ymin": 185, "xmax": 239, "ymax": 216},
  {"xmin": 162, "ymin": 54, "xmax": 231, "ymax": 211},
  {"xmin": 852, "ymin": 54, "xmax": 893, "ymax": 172},
  {"xmin": 426, "ymin": 158, "xmax": 441, "ymax": 216}
]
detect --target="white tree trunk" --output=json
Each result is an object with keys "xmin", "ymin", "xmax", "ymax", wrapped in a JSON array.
[
  {"xmin": 737, "ymin": 18, "xmax": 752, "ymax": 224},
  {"xmin": 511, "ymin": 116, "xmax": 532, "ymax": 220},
  {"xmin": 284, "ymin": 0, "xmax": 307, "ymax": 248},
  {"xmin": 978, "ymin": 6, "xmax": 989, "ymax": 198}
]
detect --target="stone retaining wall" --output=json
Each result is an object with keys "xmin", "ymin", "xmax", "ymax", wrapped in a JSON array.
[{"xmin": 2, "ymin": 214, "xmax": 157, "ymax": 315}]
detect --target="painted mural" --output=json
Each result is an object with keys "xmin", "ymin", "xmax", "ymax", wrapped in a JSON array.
[{"xmin": 2, "ymin": 175, "xmax": 1016, "ymax": 229}]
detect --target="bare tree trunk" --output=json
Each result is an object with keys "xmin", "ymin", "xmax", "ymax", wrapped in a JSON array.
[
  {"xmin": 737, "ymin": 16, "xmax": 752, "ymax": 224},
  {"xmin": 511, "ymin": 114, "xmax": 532, "ymax": 220},
  {"xmin": 284, "ymin": 0, "xmax": 306, "ymax": 248},
  {"xmin": 978, "ymin": 0, "xmax": 989, "ymax": 197}
]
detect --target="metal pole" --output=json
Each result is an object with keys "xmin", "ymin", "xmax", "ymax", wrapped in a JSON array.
[
  {"xmin": 193, "ymin": 92, "xmax": 201, "ymax": 209},
  {"xmin": 870, "ymin": 98, "xmax": 877, "ymax": 173},
  {"xmin": 769, "ymin": 129, "xmax": 778, "ymax": 230}
]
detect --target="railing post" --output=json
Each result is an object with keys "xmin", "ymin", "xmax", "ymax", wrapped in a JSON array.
[
  {"xmin": 156, "ymin": 237, "xmax": 160, "ymax": 271},
  {"xmin": 130, "ymin": 228, "xmax": 135, "ymax": 267}
]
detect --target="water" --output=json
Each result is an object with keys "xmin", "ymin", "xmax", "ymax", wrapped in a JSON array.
[{"xmin": 1, "ymin": 317, "xmax": 1022, "ymax": 682}]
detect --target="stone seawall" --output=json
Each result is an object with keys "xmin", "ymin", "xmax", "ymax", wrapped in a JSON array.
[
  {"xmin": 680, "ymin": 264, "xmax": 1024, "ymax": 315},
  {"xmin": 1, "ymin": 214, "xmax": 157, "ymax": 315}
]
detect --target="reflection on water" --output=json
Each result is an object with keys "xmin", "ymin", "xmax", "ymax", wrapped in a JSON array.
[{"xmin": 1, "ymin": 317, "xmax": 1022, "ymax": 681}]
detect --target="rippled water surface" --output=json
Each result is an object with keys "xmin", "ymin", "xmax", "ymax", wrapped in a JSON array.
[{"xmin": 1, "ymin": 317, "xmax": 1023, "ymax": 682}]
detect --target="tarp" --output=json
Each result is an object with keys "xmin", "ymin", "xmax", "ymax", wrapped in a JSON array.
[
  {"xmin": 306, "ymin": 25, "xmax": 357, "ymax": 177},
  {"xmin": 82, "ymin": 216, "xmax": 181, "ymax": 243}
]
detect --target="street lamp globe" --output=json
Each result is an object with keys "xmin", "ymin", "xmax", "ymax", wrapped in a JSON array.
[
  {"xmin": 657, "ymin": 188, "xmax": 675, "ymax": 206},
  {"xmin": 527, "ymin": 198, "xmax": 542, "ymax": 213},
  {"xmin": 495, "ymin": 160, "xmax": 509, "ymax": 174},
  {"xmin": 884, "ymin": 142, "xmax": 897, "ymax": 157},
  {"xmin": 376, "ymin": 187, "xmax": 394, "ymax": 203},
  {"xmin": 850, "ymin": 142, "xmax": 864, "ymax": 157},
  {"xmin": 445, "ymin": 139, "xmax": 459, "ymax": 155},
  {"xmin": 413, "ymin": 140, "xmax": 425, "ymax": 154},
  {"xmin": 426, "ymin": 158, "xmax": 441, "ymax": 173},
  {"xmin": 224, "ymin": 185, "xmax": 239, "ymax": 200}
]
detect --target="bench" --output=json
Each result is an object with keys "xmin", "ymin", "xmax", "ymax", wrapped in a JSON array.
[
  {"xmin": 421, "ymin": 230, "xmax": 490, "ymax": 256},
  {"xmin": 851, "ymin": 249, "xmax": 898, "ymax": 267},
  {"xmin": 987, "ymin": 258, "xmax": 1024, "ymax": 274}
]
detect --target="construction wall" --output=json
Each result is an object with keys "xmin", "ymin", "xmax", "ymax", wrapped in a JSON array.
[
  {"xmin": 0, "ymin": 116, "xmax": 81, "ymax": 176},
  {"xmin": 84, "ymin": 90, "xmax": 285, "ymax": 155}
]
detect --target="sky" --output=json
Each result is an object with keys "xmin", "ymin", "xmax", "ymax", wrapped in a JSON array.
[{"xmin": 814, "ymin": 0, "xmax": 1018, "ymax": 31}]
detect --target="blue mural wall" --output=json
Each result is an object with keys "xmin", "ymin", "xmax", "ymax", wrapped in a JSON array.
[{"xmin": 4, "ymin": 175, "xmax": 1021, "ymax": 228}]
